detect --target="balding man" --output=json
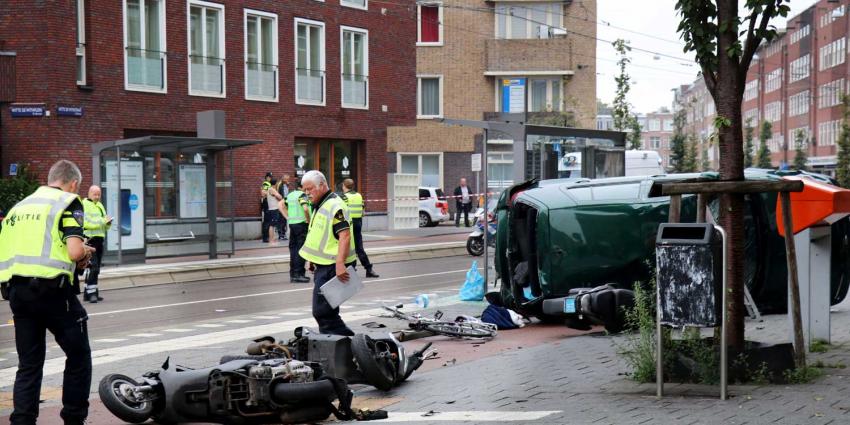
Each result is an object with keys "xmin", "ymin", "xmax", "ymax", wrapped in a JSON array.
[{"xmin": 82, "ymin": 185, "xmax": 111, "ymax": 303}]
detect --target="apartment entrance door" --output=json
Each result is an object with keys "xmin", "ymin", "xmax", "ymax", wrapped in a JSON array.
[{"xmin": 294, "ymin": 139, "xmax": 359, "ymax": 191}]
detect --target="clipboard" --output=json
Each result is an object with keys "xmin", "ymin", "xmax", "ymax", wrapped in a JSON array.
[{"xmin": 319, "ymin": 266, "xmax": 364, "ymax": 309}]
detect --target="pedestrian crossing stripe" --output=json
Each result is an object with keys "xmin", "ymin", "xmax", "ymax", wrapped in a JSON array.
[
  {"xmin": 195, "ymin": 324, "xmax": 225, "ymax": 328},
  {"xmin": 94, "ymin": 338, "xmax": 127, "ymax": 343},
  {"xmin": 253, "ymin": 315, "xmax": 278, "ymax": 320},
  {"xmin": 130, "ymin": 333, "xmax": 161, "ymax": 338},
  {"xmin": 163, "ymin": 328, "xmax": 193, "ymax": 333},
  {"xmin": 226, "ymin": 319, "xmax": 254, "ymax": 324}
]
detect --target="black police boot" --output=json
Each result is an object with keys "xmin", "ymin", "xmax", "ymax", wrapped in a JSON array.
[
  {"xmin": 366, "ymin": 269, "xmax": 380, "ymax": 278},
  {"xmin": 95, "ymin": 289, "xmax": 104, "ymax": 302}
]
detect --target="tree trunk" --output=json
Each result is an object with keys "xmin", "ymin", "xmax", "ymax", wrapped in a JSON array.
[{"xmin": 713, "ymin": 0, "xmax": 747, "ymax": 351}]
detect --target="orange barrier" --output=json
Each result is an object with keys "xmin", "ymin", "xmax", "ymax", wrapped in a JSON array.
[{"xmin": 776, "ymin": 176, "xmax": 850, "ymax": 237}]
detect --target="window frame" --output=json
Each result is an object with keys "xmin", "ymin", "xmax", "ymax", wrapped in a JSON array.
[
  {"xmin": 417, "ymin": 2, "xmax": 443, "ymax": 46},
  {"xmin": 76, "ymin": 0, "xmax": 86, "ymax": 86},
  {"xmin": 526, "ymin": 77, "xmax": 562, "ymax": 112},
  {"xmin": 294, "ymin": 17, "xmax": 327, "ymax": 106},
  {"xmin": 495, "ymin": 2, "xmax": 564, "ymax": 40},
  {"xmin": 243, "ymin": 8, "xmax": 279, "ymax": 102},
  {"xmin": 187, "ymin": 0, "xmax": 227, "ymax": 98},
  {"xmin": 417, "ymin": 74, "xmax": 443, "ymax": 119},
  {"xmin": 341, "ymin": 0, "xmax": 368, "ymax": 11},
  {"xmin": 340, "ymin": 25, "xmax": 369, "ymax": 110},
  {"xmin": 123, "ymin": 0, "xmax": 168, "ymax": 93},
  {"xmin": 397, "ymin": 152, "xmax": 444, "ymax": 187}
]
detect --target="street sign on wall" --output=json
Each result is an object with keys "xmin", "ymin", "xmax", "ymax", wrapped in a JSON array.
[{"xmin": 471, "ymin": 153, "xmax": 482, "ymax": 172}]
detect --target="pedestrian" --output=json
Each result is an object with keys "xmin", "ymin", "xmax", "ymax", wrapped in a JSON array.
[
  {"xmin": 454, "ymin": 177, "xmax": 473, "ymax": 227},
  {"xmin": 261, "ymin": 172, "xmax": 273, "ymax": 242},
  {"xmin": 299, "ymin": 170, "xmax": 356, "ymax": 336},
  {"xmin": 0, "ymin": 160, "xmax": 95, "ymax": 425},
  {"xmin": 279, "ymin": 180, "xmax": 311, "ymax": 283},
  {"xmin": 82, "ymin": 185, "xmax": 111, "ymax": 303},
  {"xmin": 269, "ymin": 174, "xmax": 290, "ymax": 240},
  {"xmin": 340, "ymin": 179, "xmax": 379, "ymax": 278}
]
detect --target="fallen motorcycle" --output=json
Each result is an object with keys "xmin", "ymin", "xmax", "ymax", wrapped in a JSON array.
[
  {"xmin": 242, "ymin": 327, "xmax": 434, "ymax": 392},
  {"xmin": 99, "ymin": 356, "xmax": 354, "ymax": 424},
  {"xmin": 540, "ymin": 284, "xmax": 635, "ymax": 333}
]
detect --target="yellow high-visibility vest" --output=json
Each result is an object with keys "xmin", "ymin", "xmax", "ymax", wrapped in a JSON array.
[
  {"xmin": 343, "ymin": 191, "xmax": 364, "ymax": 219},
  {"xmin": 0, "ymin": 186, "xmax": 78, "ymax": 283},
  {"xmin": 82, "ymin": 198, "xmax": 110, "ymax": 238},
  {"xmin": 299, "ymin": 193, "xmax": 356, "ymax": 265}
]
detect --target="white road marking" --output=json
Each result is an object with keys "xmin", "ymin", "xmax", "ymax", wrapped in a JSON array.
[
  {"xmin": 129, "ymin": 333, "xmax": 161, "ymax": 338},
  {"xmin": 93, "ymin": 338, "xmax": 127, "ymax": 343},
  {"xmin": 163, "ymin": 328, "xmax": 193, "ymax": 333},
  {"xmin": 340, "ymin": 306, "xmax": 355, "ymax": 310},
  {"xmin": 372, "ymin": 411, "xmax": 561, "ymax": 422},
  {"xmin": 0, "ymin": 359, "xmax": 6, "ymax": 362},
  {"xmin": 195, "ymin": 324, "xmax": 225, "ymax": 328},
  {"xmin": 0, "ymin": 299, "xmax": 461, "ymax": 385},
  {"xmin": 226, "ymin": 319, "xmax": 254, "ymax": 324},
  {"xmin": 0, "ymin": 268, "xmax": 472, "ymax": 329},
  {"xmin": 277, "ymin": 312, "xmax": 303, "ymax": 316},
  {"xmin": 253, "ymin": 316, "xmax": 278, "ymax": 320}
]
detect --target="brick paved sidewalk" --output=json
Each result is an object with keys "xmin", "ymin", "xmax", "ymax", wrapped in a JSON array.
[{"xmin": 360, "ymin": 298, "xmax": 850, "ymax": 425}]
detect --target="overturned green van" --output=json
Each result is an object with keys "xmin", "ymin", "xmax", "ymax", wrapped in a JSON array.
[{"xmin": 495, "ymin": 169, "xmax": 850, "ymax": 319}]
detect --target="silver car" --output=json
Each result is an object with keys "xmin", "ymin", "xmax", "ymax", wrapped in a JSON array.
[{"xmin": 418, "ymin": 187, "xmax": 449, "ymax": 227}]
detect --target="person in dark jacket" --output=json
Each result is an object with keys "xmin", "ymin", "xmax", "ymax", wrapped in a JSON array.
[{"xmin": 453, "ymin": 178, "xmax": 473, "ymax": 227}]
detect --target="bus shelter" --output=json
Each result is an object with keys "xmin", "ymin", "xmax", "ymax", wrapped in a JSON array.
[{"xmin": 91, "ymin": 135, "xmax": 261, "ymax": 265}]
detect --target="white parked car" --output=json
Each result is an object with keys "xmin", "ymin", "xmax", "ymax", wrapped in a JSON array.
[{"xmin": 418, "ymin": 187, "xmax": 449, "ymax": 227}]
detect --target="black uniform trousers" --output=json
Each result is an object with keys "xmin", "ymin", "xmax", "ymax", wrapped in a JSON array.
[
  {"xmin": 351, "ymin": 218, "xmax": 372, "ymax": 271},
  {"xmin": 312, "ymin": 263, "xmax": 355, "ymax": 336},
  {"xmin": 84, "ymin": 237, "xmax": 104, "ymax": 294},
  {"xmin": 455, "ymin": 201, "xmax": 472, "ymax": 227},
  {"xmin": 288, "ymin": 222, "xmax": 308, "ymax": 278},
  {"xmin": 9, "ymin": 279, "xmax": 91, "ymax": 425}
]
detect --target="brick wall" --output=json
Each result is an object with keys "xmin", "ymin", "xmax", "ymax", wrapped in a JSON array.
[{"xmin": 0, "ymin": 0, "xmax": 416, "ymax": 216}]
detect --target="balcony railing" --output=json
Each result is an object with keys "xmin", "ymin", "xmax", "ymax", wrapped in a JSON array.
[
  {"xmin": 296, "ymin": 67, "xmax": 325, "ymax": 103},
  {"xmin": 126, "ymin": 47, "xmax": 166, "ymax": 90},
  {"xmin": 190, "ymin": 55, "xmax": 225, "ymax": 95},
  {"xmin": 246, "ymin": 62, "xmax": 277, "ymax": 99},
  {"xmin": 342, "ymin": 73, "xmax": 368, "ymax": 107}
]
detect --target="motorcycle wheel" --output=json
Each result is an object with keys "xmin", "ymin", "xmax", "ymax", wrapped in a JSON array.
[
  {"xmin": 351, "ymin": 334, "xmax": 396, "ymax": 391},
  {"xmin": 466, "ymin": 236, "xmax": 484, "ymax": 256},
  {"xmin": 98, "ymin": 374, "xmax": 155, "ymax": 424}
]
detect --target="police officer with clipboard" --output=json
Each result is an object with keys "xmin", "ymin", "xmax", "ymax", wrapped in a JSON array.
[{"xmin": 0, "ymin": 160, "xmax": 95, "ymax": 425}]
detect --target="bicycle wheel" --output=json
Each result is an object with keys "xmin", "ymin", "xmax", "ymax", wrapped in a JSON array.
[{"xmin": 424, "ymin": 322, "xmax": 496, "ymax": 338}]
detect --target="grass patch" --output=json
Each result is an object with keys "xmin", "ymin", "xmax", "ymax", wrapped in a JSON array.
[
  {"xmin": 810, "ymin": 339, "xmax": 830, "ymax": 353},
  {"xmin": 784, "ymin": 366, "xmax": 825, "ymax": 384}
]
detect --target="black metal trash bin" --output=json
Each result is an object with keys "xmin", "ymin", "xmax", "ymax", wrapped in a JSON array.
[{"xmin": 655, "ymin": 223, "xmax": 723, "ymax": 327}]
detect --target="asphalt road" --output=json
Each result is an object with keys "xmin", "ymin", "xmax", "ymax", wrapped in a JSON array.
[{"xmin": 0, "ymin": 254, "xmax": 491, "ymax": 392}]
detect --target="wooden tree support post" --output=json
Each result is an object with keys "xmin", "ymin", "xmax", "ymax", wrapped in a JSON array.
[
  {"xmin": 780, "ymin": 191, "xmax": 806, "ymax": 369},
  {"xmin": 696, "ymin": 194, "xmax": 707, "ymax": 223},
  {"xmin": 658, "ymin": 194, "xmax": 683, "ymax": 398}
]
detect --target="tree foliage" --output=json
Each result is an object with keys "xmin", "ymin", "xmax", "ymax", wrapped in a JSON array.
[
  {"xmin": 744, "ymin": 118, "xmax": 755, "ymax": 168},
  {"xmin": 792, "ymin": 129, "xmax": 808, "ymax": 171},
  {"xmin": 757, "ymin": 120, "xmax": 773, "ymax": 169},
  {"xmin": 837, "ymin": 95, "xmax": 850, "ymax": 188},
  {"xmin": 670, "ymin": 109, "xmax": 688, "ymax": 172},
  {"xmin": 612, "ymin": 39, "xmax": 635, "ymax": 132},
  {"xmin": 683, "ymin": 134, "xmax": 699, "ymax": 172},
  {"xmin": 629, "ymin": 114, "xmax": 643, "ymax": 150},
  {"xmin": 0, "ymin": 165, "xmax": 41, "ymax": 215}
]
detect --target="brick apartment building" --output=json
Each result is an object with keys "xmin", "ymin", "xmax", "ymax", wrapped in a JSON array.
[
  {"xmin": 676, "ymin": 0, "xmax": 850, "ymax": 176},
  {"xmin": 596, "ymin": 111, "xmax": 675, "ymax": 169},
  {"xmin": 673, "ymin": 78, "xmax": 719, "ymax": 170},
  {"xmin": 0, "ymin": 0, "xmax": 416, "ymax": 232},
  {"xmin": 387, "ymin": 0, "xmax": 597, "ymax": 202}
]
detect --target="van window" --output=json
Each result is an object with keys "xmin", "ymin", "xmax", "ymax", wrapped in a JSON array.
[{"xmin": 419, "ymin": 189, "xmax": 430, "ymax": 199}]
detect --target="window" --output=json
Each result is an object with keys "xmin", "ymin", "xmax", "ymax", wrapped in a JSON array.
[
  {"xmin": 124, "ymin": 0, "xmax": 166, "ymax": 92},
  {"xmin": 765, "ymin": 101, "xmax": 783, "ymax": 123},
  {"xmin": 76, "ymin": 0, "xmax": 86, "ymax": 85},
  {"xmin": 417, "ymin": 3, "xmax": 442, "ymax": 45},
  {"xmin": 789, "ymin": 54, "xmax": 810, "ymax": 83},
  {"xmin": 341, "ymin": 27, "xmax": 368, "ymax": 108},
  {"xmin": 663, "ymin": 119, "xmax": 674, "ymax": 132},
  {"xmin": 648, "ymin": 119, "xmax": 661, "ymax": 131},
  {"xmin": 295, "ymin": 18, "xmax": 325, "ymax": 105},
  {"xmin": 819, "ymin": 38, "xmax": 846, "ymax": 71},
  {"xmin": 821, "ymin": 5, "xmax": 845, "ymax": 28},
  {"xmin": 417, "ymin": 75, "xmax": 442, "ymax": 118},
  {"xmin": 528, "ymin": 78, "xmax": 561, "ymax": 112},
  {"xmin": 488, "ymin": 152, "xmax": 514, "ymax": 190},
  {"xmin": 399, "ymin": 153, "xmax": 442, "ymax": 187},
  {"xmin": 788, "ymin": 127, "xmax": 810, "ymax": 149},
  {"xmin": 244, "ymin": 9, "xmax": 278, "ymax": 101},
  {"xmin": 189, "ymin": 0, "xmax": 225, "ymax": 97},
  {"xmin": 650, "ymin": 136, "xmax": 661, "ymax": 149},
  {"xmin": 496, "ymin": 3, "xmax": 563, "ymax": 39},
  {"xmin": 764, "ymin": 68, "xmax": 782, "ymax": 93},
  {"xmin": 341, "ymin": 0, "xmax": 367, "ymax": 10},
  {"xmin": 819, "ymin": 120, "xmax": 841, "ymax": 146},
  {"xmin": 790, "ymin": 24, "xmax": 810, "ymax": 44},
  {"xmin": 788, "ymin": 91, "xmax": 809, "ymax": 117},
  {"xmin": 818, "ymin": 79, "xmax": 845, "ymax": 109},
  {"xmin": 744, "ymin": 79, "xmax": 759, "ymax": 101},
  {"xmin": 743, "ymin": 108, "xmax": 759, "ymax": 125}
]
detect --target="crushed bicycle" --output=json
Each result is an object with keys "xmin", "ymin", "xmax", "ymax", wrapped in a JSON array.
[{"xmin": 379, "ymin": 305, "xmax": 497, "ymax": 339}]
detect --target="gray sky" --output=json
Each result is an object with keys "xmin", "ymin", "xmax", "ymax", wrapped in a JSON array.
[{"xmin": 595, "ymin": 0, "xmax": 818, "ymax": 114}]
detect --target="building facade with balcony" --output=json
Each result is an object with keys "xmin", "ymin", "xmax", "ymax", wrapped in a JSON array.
[
  {"xmin": 676, "ymin": 0, "xmax": 850, "ymax": 176},
  {"xmin": 387, "ymin": 0, "xmax": 597, "ymax": 201},
  {"xmin": 0, "ymin": 0, "xmax": 416, "ymax": 232}
]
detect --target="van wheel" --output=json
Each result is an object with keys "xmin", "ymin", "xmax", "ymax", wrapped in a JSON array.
[{"xmin": 419, "ymin": 212, "xmax": 432, "ymax": 228}]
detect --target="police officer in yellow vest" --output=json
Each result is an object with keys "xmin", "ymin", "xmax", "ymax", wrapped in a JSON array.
[
  {"xmin": 82, "ymin": 185, "xmax": 111, "ymax": 303},
  {"xmin": 0, "ymin": 160, "xmax": 95, "ymax": 425},
  {"xmin": 299, "ymin": 170, "xmax": 356, "ymax": 335},
  {"xmin": 340, "ymin": 179, "xmax": 379, "ymax": 278},
  {"xmin": 279, "ymin": 180, "xmax": 311, "ymax": 283}
]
